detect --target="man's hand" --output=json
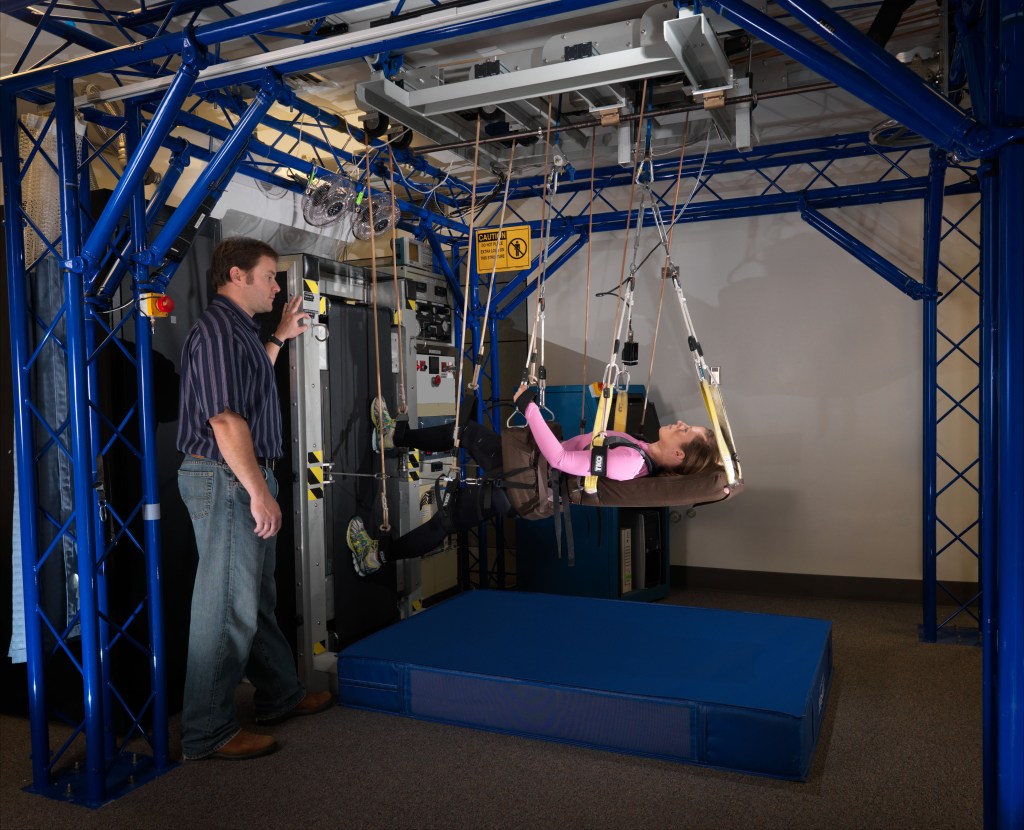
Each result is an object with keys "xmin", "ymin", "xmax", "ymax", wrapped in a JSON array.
[
  {"xmin": 250, "ymin": 488, "xmax": 282, "ymax": 539},
  {"xmin": 209, "ymin": 410, "xmax": 281, "ymax": 539},
  {"xmin": 275, "ymin": 295, "xmax": 310, "ymax": 342}
]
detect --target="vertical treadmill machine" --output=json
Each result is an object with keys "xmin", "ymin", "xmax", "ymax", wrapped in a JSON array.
[{"xmin": 277, "ymin": 253, "xmax": 412, "ymax": 690}]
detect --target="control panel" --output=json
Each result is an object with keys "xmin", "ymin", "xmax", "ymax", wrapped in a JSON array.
[{"xmin": 405, "ymin": 277, "xmax": 453, "ymax": 345}]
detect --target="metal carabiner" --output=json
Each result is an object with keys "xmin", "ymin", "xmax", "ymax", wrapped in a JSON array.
[{"xmin": 601, "ymin": 362, "xmax": 620, "ymax": 391}]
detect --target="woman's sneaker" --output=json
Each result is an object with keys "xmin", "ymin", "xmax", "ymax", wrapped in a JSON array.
[
  {"xmin": 370, "ymin": 397, "xmax": 396, "ymax": 452},
  {"xmin": 346, "ymin": 516, "xmax": 382, "ymax": 576},
  {"xmin": 346, "ymin": 519, "xmax": 382, "ymax": 577}
]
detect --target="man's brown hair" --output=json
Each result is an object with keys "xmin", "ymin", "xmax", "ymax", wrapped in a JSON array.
[{"xmin": 211, "ymin": 237, "xmax": 278, "ymax": 288}]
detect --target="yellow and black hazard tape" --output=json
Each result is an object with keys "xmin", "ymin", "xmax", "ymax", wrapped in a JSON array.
[
  {"xmin": 307, "ymin": 450, "xmax": 325, "ymax": 500},
  {"xmin": 303, "ymin": 279, "xmax": 328, "ymax": 317}
]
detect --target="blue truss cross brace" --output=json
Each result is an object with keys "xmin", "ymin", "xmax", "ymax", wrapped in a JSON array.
[
  {"xmin": 158, "ymin": 106, "xmax": 470, "ymax": 235},
  {"xmin": 2, "ymin": 0, "xmax": 394, "ymax": 94},
  {"xmin": 494, "ymin": 234, "xmax": 590, "ymax": 320},
  {"xmin": 205, "ymin": 87, "xmax": 467, "ymax": 209},
  {"xmin": 95, "ymin": 138, "xmax": 192, "ymax": 300},
  {"xmin": 704, "ymin": 0, "xmax": 1019, "ymax": 159},
  {"xmin": 773, "ymin": 0, "xmax": 991, "ymax": 155},
  {"xmin": 10, "ymin": 6, "xmax": 155, "ymax": 77},
  {"xmin": 78, "ymin": 45, "xmax": 205, "ymax": 284},
  {"xmin": 550, "ymin": 133, "xmax": 917, "ymax": 198},
  {"xmin": 420, "ymin": 223, "xmax": 467, "ymax": 315},
  {"xmin": 140, "ymin": 75, "xmax": 280, "ymax": 278},
  {"xmin": 797, "ymin": 197, "xmax": 937, "ymax": 301}
]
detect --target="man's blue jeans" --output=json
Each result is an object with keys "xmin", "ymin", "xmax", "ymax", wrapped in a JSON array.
[{"xmin": 178, "ymin": 457, "xmax": 304, "ymax": 759}]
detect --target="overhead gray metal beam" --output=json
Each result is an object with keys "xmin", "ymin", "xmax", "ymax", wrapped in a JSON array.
[{"xmin": 380, "ymin": 43, "xmax": 680, "ymax": 117}]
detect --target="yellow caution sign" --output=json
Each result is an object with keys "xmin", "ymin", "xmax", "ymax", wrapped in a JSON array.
[{"xmin": 474, "ymin": 225, "xmax": 531, "ymax": 274}]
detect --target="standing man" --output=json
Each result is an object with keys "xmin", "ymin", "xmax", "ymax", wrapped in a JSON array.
[{"xmin": 177, "ymin": 237, "xmax": 331, "ymax": 760}]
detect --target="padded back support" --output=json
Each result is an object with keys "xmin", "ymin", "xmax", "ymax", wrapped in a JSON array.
[{"xmin": 567, "ymin": 467, "xmax": 740, "ymax": 509}]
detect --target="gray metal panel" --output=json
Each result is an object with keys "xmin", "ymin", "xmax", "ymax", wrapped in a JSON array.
[
  {"xmin": 663, "ymin": 11, "xmax": 735, "ymax": 94},
  {"xmin": 279, "ymin": 254, "xmax": 330, "ymax": 690}
]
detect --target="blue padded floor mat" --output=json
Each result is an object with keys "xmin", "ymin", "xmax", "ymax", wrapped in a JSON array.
[{"xmin": 338, "ymin": 590, "xmax": 832, "ymax": 780}]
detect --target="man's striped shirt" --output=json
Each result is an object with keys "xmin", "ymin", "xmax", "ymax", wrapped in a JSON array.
[{"xmin": 176, "ymin": 295, "xmax": 282, "ymax": 460}]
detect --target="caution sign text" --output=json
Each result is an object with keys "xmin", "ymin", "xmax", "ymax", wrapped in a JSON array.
[{"xmin": 474, "ymin": 225, "xmax": 531, "ymax": 274}]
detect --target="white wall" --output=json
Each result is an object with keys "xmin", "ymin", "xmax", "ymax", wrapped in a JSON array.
[{"xmin": 537, "ymin": 197, "xmax": 978, "ymax": 583}]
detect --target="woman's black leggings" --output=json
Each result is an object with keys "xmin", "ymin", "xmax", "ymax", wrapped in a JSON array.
[{"xmin": 382, "ymin": 420, "xmax": 511, "ymax": 562}]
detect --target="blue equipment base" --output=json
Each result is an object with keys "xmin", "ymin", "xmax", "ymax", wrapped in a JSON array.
[
  {"xmin": 338, "ymin": 591, "xmax": 832, "ymax": 780},
  {"xmin": 26, "ymin": 753, "xmax": 177, "ymax": 808}
]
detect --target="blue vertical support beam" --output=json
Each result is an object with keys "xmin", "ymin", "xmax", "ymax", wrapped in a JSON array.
[
  {"xmin": 79, "ymin": 37, "xmax": 205, "ymax": 283},
  {"xmin": 54, "ymin": 76, "xmax": 105, "ymax": 807},
  {"xmin": 126, "ymin": 101, "xmax": 171, "ymax": 771},
  {"xmin": 994, "ymin": 145, "xmax": 1024, "ymax": 825},
  {"xmin": 0, "ymin": 88, "xmax": 50, "ymax": 794},
  {"xmin": 979, "ymin": 155, "xmax": 998, "ymax": 830},
  {"xmin": 992, "ymin": 0, "xmax": 1024, "ymax": 823},
  {"xmin": 920, "ymin": 149, "xmax": 946, "ymax": 643}
]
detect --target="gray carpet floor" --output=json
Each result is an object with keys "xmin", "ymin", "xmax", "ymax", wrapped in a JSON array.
[{"xmin": 0, "ymin": 588, "xmax": 982, "ymax": 830}]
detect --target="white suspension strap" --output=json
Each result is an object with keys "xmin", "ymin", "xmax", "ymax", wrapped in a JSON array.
[
  {"xmin": 665, "ymin": 262, "xmax": 742, "ymax": 486},
  {"xmin": 469, "ymin": 140, "xmax": 517, "ymax": 394},
  {"xmin": 640, "ymin": 123, "xmax": 738, "ymax": 484},
  {"xmin": 514, "ymin": 97, "xmax": 558, "ymax": 427},
  {"xmin": 641, "ymin": 113, "xmax": 690, "ymax": 428},
  {"xmin": 364, "ymin": 148, "xmax": 391, "ymax": 532}
]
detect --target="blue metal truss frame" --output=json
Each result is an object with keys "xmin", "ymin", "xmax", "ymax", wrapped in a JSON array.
[{"xmin": 2, "ymin": 0, "xmax": 1021, "ymax": 823}]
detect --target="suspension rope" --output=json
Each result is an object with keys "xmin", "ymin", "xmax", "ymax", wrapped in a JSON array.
[
  {"xmin": 364, "ymin": 148, "xmax": 391, "ymax": 533},
  {"xmin": 581, "ymin": 124, "xmax": 597, "ymax": 433},
  {"xmin": 450, "ymin": 115, "xmax": 483, "ymax": 476},
  {"xmin": 522, "ymin": 96, "xmax": 557, "ymax": 396},
  {"xmin": 386, "ymin": 146, "xmax": 408, "ymax": 415}
]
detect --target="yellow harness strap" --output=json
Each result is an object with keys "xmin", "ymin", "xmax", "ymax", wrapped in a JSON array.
[
  {"xmin": 613, "ymin": 386, "xmax": 629, "ymax": 433},
  {"xmin": 583, "ymin": 386, "xmax": 614, "ymax": 494},
  {"xmin": 699, "ymin": 379, "xmax": 742, "ymax": 486}
]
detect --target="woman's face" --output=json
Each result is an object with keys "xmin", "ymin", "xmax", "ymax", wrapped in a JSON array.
[{"xmin": 658, "ymin": 420, "xmax": 712, "ymax": 459}]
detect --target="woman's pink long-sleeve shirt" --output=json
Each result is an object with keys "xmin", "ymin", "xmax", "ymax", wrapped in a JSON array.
[{"xmin": 524, "ymin": 401, "xmax": 651, "ymax": 481}]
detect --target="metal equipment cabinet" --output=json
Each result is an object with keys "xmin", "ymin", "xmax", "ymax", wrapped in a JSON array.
[{"xmin": 515, "ymin": 385, "xmax": 670, "ymax": 602}]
